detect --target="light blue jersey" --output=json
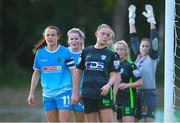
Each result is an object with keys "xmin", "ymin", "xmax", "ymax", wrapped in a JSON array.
[{"xmin": 33, "ymin": 45, "xmax": 75, "ymax": 97}]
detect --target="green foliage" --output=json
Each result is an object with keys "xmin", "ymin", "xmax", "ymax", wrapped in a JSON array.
[{"xmin": 1, "ymin": 0, "xmax": 165, "ymax": 86}]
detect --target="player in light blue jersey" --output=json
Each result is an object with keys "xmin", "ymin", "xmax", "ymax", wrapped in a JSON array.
[
  {"xmin": 27, "ymin": 25, "xmax": 79, "ymax": 122},
  {"xmin": 67, "ymin": 27, "xmax": 86, "ymax": 122}
]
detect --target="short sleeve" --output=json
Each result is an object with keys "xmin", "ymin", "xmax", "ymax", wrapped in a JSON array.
[
  {"xmin": 76, "ymin": 49, "xmax": 85, "ymax": 70},
  {"xmin": 65, "ymin": 49, "xmax": 76, "ymax": 69},
  {"xmin": 131, "ymin": 63, "xmax": 141, "ymax": 82},
  {"xmin": 109, "ymin": 52, "xmax": 120, "ymax": 72},
  {"xmin": 33, "ymin": 50, "xmax": 40, "ymax": 70}
]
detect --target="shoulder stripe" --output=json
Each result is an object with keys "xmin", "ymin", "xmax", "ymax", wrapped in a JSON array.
[
  {"xmin": 107, "ymin": 47, "xmax": 116, "ymax": 52},
  {"xmin": 127, "ymin": 59, "xmax": 134, "ymax": 64}
]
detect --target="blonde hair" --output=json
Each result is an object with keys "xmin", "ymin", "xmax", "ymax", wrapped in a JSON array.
[
  {"xmin": 96, "ymin": 24, "xmax": 112, "ymax": 31},
  {"xmin": 96, "ymin": 24, "xmax": 113, "ymax": 37},
  {"xmin": 67, "ymin": 28, "xmax": 85, "ymax": 49},
  {"xmin": 113, "ymin": 40, "xmax": 131, "ymax": 60},
  {"xmin": 107, "ymin": 30, "xmax": 115, "ymax": 49}
]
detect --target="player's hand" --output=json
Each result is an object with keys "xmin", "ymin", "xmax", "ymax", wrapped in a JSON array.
[
  {"xmin": 27, "ymin": 93, "xmax": 35, "ymax": 106},
  {"xmin": 118, "ymin": 83, "xmax": 130, "ymax": 90},
  {"xmin": 100, "ymin": 83, "xmax": 111, "ymax": 96},
  {"xmin": 142, "ymin": 4, "xmax": 156, "ymax": 24},
  {"xmin": 71, "ymin": 92, "xmax": 79, "ymax": 105},
  {"xmin": 128, "ymin": 4, "xmax": 136, "ymax": 24}
]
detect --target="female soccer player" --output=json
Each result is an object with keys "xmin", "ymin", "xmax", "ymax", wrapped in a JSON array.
[
  {"xmin": 113, "ymin": 40, "xmax": 142, "ymax": 122},
  {"xmin": 67, "ymin": 27, "xmax": 85, "ymax": 122},
  {"xmin": 27, "ymin": 25, "xmax": 79, "ymax": 122},
  {"xmin": 76, "ymin": 24, "xmax": 121, "ymax": 122},
  {"xmin": 128, "ymin": 4, "xmax": 159, "ymax": 122}
]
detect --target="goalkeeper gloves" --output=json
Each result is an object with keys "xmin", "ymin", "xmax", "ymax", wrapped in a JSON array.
[
  {"xmin": 128, "ymin": 4, "xmax": 136, "ymax": 24},
  {"xmin": 142, "ymin": 4, "xmax": 156, "ymax": 24}
]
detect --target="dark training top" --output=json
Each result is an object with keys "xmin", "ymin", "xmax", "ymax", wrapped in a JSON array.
[
  {"xmin": 116, "ymin": 59, "xmax": 141, "ymax": 108},
  {"xmin": 77, "ymin": 46, "xmax": 120, "ymax": 99}
]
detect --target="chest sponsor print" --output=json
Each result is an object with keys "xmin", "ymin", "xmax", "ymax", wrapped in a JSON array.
[{"xmin": 43, "ymin": 66, "xmax": 62, "ymax": 72}]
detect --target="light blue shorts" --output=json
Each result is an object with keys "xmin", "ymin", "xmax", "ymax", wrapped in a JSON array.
[
  {"xmin": 72, "ymin": 102, "xmax": 84, "ymax": 111},
  {"xmin": 43, "ymin": 90, "xmax": 84, "ymax": 112}
]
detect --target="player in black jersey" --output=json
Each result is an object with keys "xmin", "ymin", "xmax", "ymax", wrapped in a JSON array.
[
  {"xmin": 113, "ymin": 40, "xmax": 142, "ymax": 122},
  {"xmin": 76, "ymin": 24, "xmax": 120, "ymax": 122}
]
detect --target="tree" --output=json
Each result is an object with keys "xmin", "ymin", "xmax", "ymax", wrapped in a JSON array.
[
  {"xmin": 0, "ymin": 0, "xmax": 2, "ymax": 72},
  {"xmin": 113, "ymin": 0, "xmax": 128, "ymax": 41}
]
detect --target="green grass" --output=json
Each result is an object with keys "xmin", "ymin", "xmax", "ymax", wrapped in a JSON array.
[{"xmin": 0, "ymin": 111, "xmax": 44, "ymax": 122}]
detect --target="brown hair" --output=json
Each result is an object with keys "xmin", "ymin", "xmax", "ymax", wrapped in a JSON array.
[
  {"xmin": 67, "ymin": 28, "xmax": 85, "ymax": 49},
  {"xmin": 32, "ymin": 25, "xmax": 60, "ymax": 54},
  {"xmin": 141, "ymin": 38, "xmax": 150, "ymax": 45}
]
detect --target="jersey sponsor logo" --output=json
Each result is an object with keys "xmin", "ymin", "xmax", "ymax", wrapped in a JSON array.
[
  {"xmin": 102, "ymin": 99, "xmax": 110, "ymax": 106},
  {"xmin": 114, "ymin": 60, "xmax": 120, "ymax": 69},
  {"xmin": 85, "ymin": 61, "xmax": 104, "ymax": 71},
  {"xmin": 101, "ymin": 55, "xmax": 106, "ymax": 60},
  {"xmin": 41, "ymin": 59, "xmax": 48, "ymax": 62},
  {"xmin": 133, "ymin": 69, "xmax": 140, "ymax": 78},
  {"xmin": 43, "ymin": 66, "xmax": 62, "ymax": 72}
]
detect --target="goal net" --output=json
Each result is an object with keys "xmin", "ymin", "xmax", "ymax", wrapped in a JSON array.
[{"xmin": 164, "ymin": 0, "xmax": 180, "ymax": 122}]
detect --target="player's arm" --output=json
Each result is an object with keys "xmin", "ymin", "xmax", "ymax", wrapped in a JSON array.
[
  {"xmin": 101, "ymin": 71, "xmax": 120, "ymax": 96},
  {"xmin": 69, "ymin": 67, "xmax": 80, "ymax": 105},
  {"xmin": 128, "ymin": 5, "xmax": 140, "ymax": 56},
  {"xmin": 119, "ymin": 63, "xmax": 142, "ymax": 90},
  {"xmin": 70, "ymin": 49, "xmax": 85, "ymax": 104},
  {"xmin": 143, "ymin": 4, "xmax": 158, "ymax": 59},
  {"xmin": 66, "ymin": 56, "xmax": 79, "ymax": 105},
  {"xmin": 112, "ymin": 72, "xmax": 121, "ymax": 103},
  {"xmin": 101, "ymin": 52, "xmax": 121, "ymax": 96},
  {"xmin": 27, "ymin": 70, "xmax": 40, "ymax": 106}
]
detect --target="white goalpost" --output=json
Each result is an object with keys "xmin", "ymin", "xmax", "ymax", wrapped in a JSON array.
[{"xmin": 164, "ymin": 0, "xmax": 175, "ymax": 122}]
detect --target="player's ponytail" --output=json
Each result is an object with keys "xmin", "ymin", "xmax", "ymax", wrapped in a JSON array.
[{"xmin": 32, "ymin": 37, "xmax": 45, "ymax": 54}]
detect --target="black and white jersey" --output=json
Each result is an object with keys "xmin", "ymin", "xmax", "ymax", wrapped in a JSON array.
[{"xmin": 77, "ymin": 46, "xmax": 120, "ymax": 99}]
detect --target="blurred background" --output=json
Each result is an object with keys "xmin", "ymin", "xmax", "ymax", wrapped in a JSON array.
[{"xmin": 0, "ymin": 0, "xmax": 165, "ymax": 122}]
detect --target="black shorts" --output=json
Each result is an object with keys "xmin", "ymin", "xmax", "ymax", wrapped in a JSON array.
[
  {"xmin": 116, "ymin": 105, "xmax": 135, "ymax": 119},
  {"xmin": 82, "ymin": 97, "xmax": 113, "ymax": 113}
]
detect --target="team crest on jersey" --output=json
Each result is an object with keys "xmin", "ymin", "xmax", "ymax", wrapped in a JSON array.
[
  {"xmin": 101, "ymin": 55, "xmax": 106, "ymax": 60},
  {"xmin": 133, "ymin": 69, "xmax": 140, "ymax": 77},
  {"xmin": 113, "ymin": 60, "xmax": 120, "ymax": 69},
  {"xmin": 57, "ymin": 57, "xmax": 61, "ymax": 63}
]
